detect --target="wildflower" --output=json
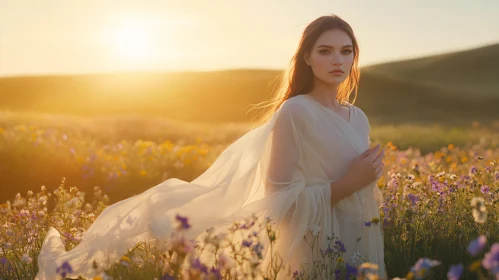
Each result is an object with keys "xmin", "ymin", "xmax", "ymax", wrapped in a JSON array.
[
  {"xmin": 469, "ymin": 260, "xmax": 482, "ymax": 272},
  {"xmin": 334, "ymin": 269, "xmax": 341, "ymax": 279},
  {"xmin": 21, "ymin": 253, "xmax": 32, "ymax": 264},
  {"xmin": 160, "ymin": 274, "xmax": 175, "ymax": 280},
  {"xmin": 436, "ymin": 171, "xmax": 445, "ymax": 178},
  {"xmin": 480, "ymin": 185, "xmax": 490, "ymax": 195},
  {"xmin": 252, "ymin": 242, "xmax": 264, "ymax": 259},
  {"xmin": 471, "ymin": 197, "xmax": 487, "ymax": 223},
  {"xmin": 407, "ymin": 193, "xmax": 420, "ymax": 205},
  {"xmin": 447, "ymin": 264, "xmax": 463, "ymax": 280},
  {"xmin": 364, "ymin": 221, "xmax": 372, "ymax": 227},
  {"xmin": 482, "ymin": 243, "xmax": 499, "ymax": 274},
  {"xmin": 468, "ymin": 235, "xmax": 487, "ymax": 256},
  {"xmin": 371, "ymin": 217, "xmax": 380, "ymax": 224},
  {"xmin": 306, "ymin": 224, "xmax": 321, "ymax": 237},
  {"xmin": 345, "ymin": 262, "xmax": 358, "ymax": 279},
  {"xmin": 242, "ymin": 239, "xmax": 253, "ymax": 248},
  {"xmin": 358, "ymin": 262, "xmax": 379, "ymax": 276},
  {"xmin": 335, "ymin": 240, "xmax": 346, "ymax": 253},
  {"xmin": 175, "ymin": 214, "xmax": 191, "ymax": 230},
  {"xmin": 410, "ymin": 258, "xmax": 441, "ymax": 280},
  {"xmin": 469, "ymin": 166, "xmax": 478, "ymax": 176},
  {"xmin": 56, "ymin": 261, "xmax": 73, "ymax": 278}
]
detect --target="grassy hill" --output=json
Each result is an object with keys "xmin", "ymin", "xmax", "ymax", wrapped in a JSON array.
[
  {"xmin": 362, "ymin": 43, "xmax": 499, "ymax": 99},
  {"xmin": 1, "ymin": 43, "xmax": 498, "ymax": 126}
]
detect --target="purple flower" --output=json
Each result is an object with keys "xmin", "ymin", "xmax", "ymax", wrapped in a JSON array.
[
  {"xmin": 191, "ymin": 257, "xmax": 209, "ymax": 274},
  {"xmin": 480, "ymin": 185, "xmax": 490, "ymax": 195},
  {"xmin": 408, "ymin": 193, "xmax": 420, "ymax": 205},
  {"xmin": 253, "ymin": 242, "xmax": 264, "ymax": 258},
  {"xmin": 334, "ymin": 268, "xmax": 341, "ymax": 279},
  {"xmin": 468, "ymin": 235, "xmax": 487, "ymax": 256},
  {"xmin": 242, "ymin": 240, "xmax": 253, "ymax": 248},
  {"xmin": 161, "ymin": 274, "xmax": 175, "ymax": 280},
  {"xmin": 345, "ymin": 262, "xmax": 358, "ymax": 279},
  {"xmin": 364, "ymin": 221, "xmax": 372, "ymax": 227},
  {"xmin": 482, "ymin": 243, "xmax": 499, "ymax": 274},
  {"xmin": 495, "ymin": 171, "xmax": 499, "ymax": 181},
  {"xmin": 335, "ymin": 240, "xmax": 346, "ymax": 253},
  {"xmin": 56, "ymin": 261, "xmax": 73, "ymax": 278},
  {"xmin": 210, "ymin": 267, "xmax": 222, "ymax": 279},
  {"xmin": 469, "ymin": 166, "xmax": 478, "ymax": 175},
  {"xmin": 175, "ymin": 214, "xmax": 191, "ymax": 230},
  {"xmin": 410, "ymin": 258, "xmax": 441, "ymax": 279},
  {"xmin": 0, "ymin": 257, "xmax": 8, "ymax": 266},
  {"xmin": 447, "ymin": 264, "xmax": 463, "ymax": 280}
]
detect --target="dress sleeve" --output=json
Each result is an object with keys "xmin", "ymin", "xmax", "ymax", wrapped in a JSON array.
[
  {"xmin": 265, "ymin": 101, "xmax": 308, "ymax": 194},
  {"xmin": 261, "ymin": 101, "xmax": 336, "ymax": 272}
]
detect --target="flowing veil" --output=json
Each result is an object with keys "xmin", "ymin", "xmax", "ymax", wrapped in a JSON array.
[{"xmin": 35, "ymin": 95, "xmax": 385, "ymax": 279}]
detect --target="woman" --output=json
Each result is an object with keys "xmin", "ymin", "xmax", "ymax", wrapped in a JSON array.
[{"xmin": 36, "ymin": 14, "xmax": 386, "ymax": 279}]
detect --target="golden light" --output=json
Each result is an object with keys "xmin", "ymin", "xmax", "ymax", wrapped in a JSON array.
[{"xmin": 112, "ymin": 19, "xmax": 153, "ymax": 61}]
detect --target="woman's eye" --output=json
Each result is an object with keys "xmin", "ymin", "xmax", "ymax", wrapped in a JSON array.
[
  {"xmin": 342, "ymin": 50, "xmax": 353, "ymax": 55},
  {"xmin": 319, "ymin": 50, "xmax": 330, "ymax": 55}
]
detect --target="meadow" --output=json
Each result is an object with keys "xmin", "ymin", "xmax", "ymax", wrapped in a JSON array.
[{"xmin": 0, "ymin": 110, "xmax": 498, "ymax": 279}]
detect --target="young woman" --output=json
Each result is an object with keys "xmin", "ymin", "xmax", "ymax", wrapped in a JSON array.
[{"xmin": 36, "ymin": 14, "xmax": 386, "ymax": 279}]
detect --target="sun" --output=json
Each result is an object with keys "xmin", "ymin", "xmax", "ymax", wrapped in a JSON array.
[{"xmin": 112, "ymin": 20, "xmax": 152, "ymax": 60}]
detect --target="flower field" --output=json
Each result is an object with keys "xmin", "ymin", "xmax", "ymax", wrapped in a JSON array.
[{"xmin": 0, "ymin": 114, "xmax": 498, "ymax": 279}]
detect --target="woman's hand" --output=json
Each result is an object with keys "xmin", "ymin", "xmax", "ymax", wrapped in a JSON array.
[{"xmin": 344, "ymin": 144, "xmax": 385, "ymax": 191}]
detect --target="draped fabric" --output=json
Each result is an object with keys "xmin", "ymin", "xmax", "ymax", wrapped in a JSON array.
[{"xmin": 35, "ymin": 94, "xmax": 386, "ymax": 279}]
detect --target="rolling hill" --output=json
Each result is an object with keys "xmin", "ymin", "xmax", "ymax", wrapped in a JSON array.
[{"xmin": 0, "ymin": 43, "xmax": 498, "ymax": 126}]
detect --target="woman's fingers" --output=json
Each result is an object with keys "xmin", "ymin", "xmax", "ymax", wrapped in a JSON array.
[{"xmin": 375, "ymin": 162, "xmax": 384, "ymax": 178}]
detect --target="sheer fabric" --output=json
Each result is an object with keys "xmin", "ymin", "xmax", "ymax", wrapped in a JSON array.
[{"xmin": 35, "ymin": 94, "xmax": 385, "ymax": 279}]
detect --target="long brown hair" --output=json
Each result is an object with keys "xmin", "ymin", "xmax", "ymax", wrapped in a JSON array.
[{"xmin": 249, "ymin": 14, "xmax": 361, "ymax": 129}]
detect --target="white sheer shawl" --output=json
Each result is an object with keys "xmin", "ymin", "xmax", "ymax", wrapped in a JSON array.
[{"xmin": 35, "ymin": 94, "xmax": 385, "ymax": 279}]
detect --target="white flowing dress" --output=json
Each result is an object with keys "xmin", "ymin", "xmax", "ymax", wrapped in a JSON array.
[{"xmin": 35, "ymin": 94, "xmax": 386, "ymax": 279}]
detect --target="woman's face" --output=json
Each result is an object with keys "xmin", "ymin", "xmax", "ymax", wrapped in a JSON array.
[{"xmin": 304, "ymin": 29, "xmax": 354, "ymax": 86}]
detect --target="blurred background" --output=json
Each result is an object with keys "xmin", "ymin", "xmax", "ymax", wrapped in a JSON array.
[{"xmin": 0, "ymin": 0, "xmax": 498, "ymax": 203}]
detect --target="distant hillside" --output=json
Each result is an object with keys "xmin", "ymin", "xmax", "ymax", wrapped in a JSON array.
[
  {"xmin": 363, "ymin": 43, "xmax": 499, "ymax": 99},
  {"xmin": 0, "ymin": 43, "xmax": 498, "ymax": 126}
]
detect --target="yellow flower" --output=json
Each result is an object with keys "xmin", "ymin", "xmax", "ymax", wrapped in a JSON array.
[
  {"xmin": 406, "ymin": 271, "xmax": 414, "ymax": 280},
  {"xmin": 461, "ymin": 156, "xmax": 468, "ymax": 163},
  {"xmin": 445, "ymin": 156, "xmax": 453, "ymax": 163},
  {"xmin": 337, "ymin": 257, "xmax": 343, "ymax": 263},
  {"xmin": 448, "ymin": 143, "xmax": 454, "ymax": 150},
  {"xmin": 371, "ymin": 217, "xmax": 380, "ymax": 224},
  {"xmin": 469, "ymin": 260, "xmax": 481, "ymax": 272},
  {"xmin": 197, "ymin": 148, "xmax": 209, "ymax": 156},
  {"xmin": 121, "ymin": 256, "xmax": 131, "ymax": 263}
]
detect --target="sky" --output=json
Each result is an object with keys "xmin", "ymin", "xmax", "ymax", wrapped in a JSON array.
[{"xmin": 1, "ymin": 0, "xmax": 499, "ymax": 77}]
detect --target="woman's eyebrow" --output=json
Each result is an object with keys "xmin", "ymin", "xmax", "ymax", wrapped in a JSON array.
[{"xmin": 317, "ymin": 44, "xmax": 353, "ymax": 48}]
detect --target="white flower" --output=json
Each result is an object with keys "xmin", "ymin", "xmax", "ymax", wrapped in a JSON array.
[
  {"xmin": 306, "ymin": 224, "xmax": 321, "ymax": 237},
  {"xmin": 21, "ymin": 253, "xmax": 32, "ymax": 264},
  {"xmin": 351, "ymin": 251, "xmax": 362, "ymax": 266},
  {"xmin": 436, "ymin": 171, "xmax": 446, "ymax": 178}
]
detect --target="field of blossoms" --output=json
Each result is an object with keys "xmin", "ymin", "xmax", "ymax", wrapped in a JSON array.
[{"xmin": 1, "ymin": 114, "xmax": 499, "ymax": 279}]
